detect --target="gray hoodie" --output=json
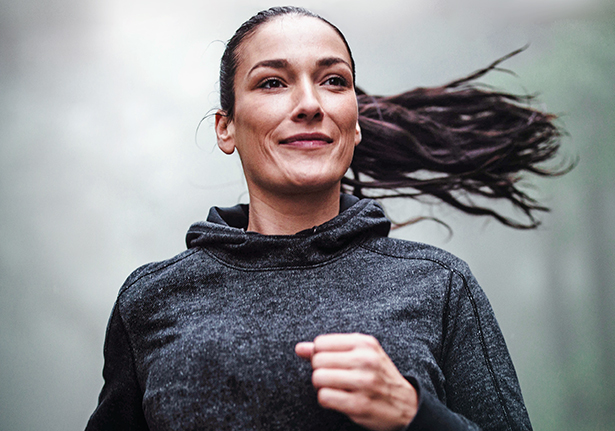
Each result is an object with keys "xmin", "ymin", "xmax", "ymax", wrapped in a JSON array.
[{"xmin": 86, "ymin": 195, "xmax": 531, "ymax": 430}]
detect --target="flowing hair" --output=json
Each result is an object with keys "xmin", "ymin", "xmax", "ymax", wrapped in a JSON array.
[{"xmin": 345, "ymin": 48, "xmax": 573, "ymax": 229}]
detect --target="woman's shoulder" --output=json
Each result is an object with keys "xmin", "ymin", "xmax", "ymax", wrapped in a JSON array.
[
  {"xmin": 116, "ymin": 248, "xmax": 203, "ymax": 299},
  {"xmin": 360, "ymin": 235, "xmax": 473, "ymax": 277},
  {"xmin": 360, "ymin": 235, "xmax": 490, "ymax": 312}
]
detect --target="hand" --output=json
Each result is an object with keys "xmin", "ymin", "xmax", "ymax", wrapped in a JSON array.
[{"xmin": 295, "ymin": 333, "xmax": 418, "ymax": 431}]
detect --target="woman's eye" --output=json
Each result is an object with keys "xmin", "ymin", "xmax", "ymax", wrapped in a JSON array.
[
  {"xmin": 260, "ymin": 78, "xmax": 284, "ymax": 89},
  {"xmin": 324, "ymin": 76, "xmax": 348, "ymax": 87}
]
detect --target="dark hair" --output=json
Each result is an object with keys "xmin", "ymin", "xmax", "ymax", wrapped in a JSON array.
[
  {"xmin": 219, "ymin": 6, "xmax": 355, "ymax": 120},
  {"xmin": 347, "ymin": 48, "xmax": 573, "ymax": 229},
  {"xmin": 220, "ymin": 8, "xmax": 572, "ymax": 229}
]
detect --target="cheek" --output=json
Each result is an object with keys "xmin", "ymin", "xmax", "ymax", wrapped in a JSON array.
[
  {"xmin": 232, "ymin": 111, "xmax": 281, "ymax": 169},
  {"xmin": 332, "ymin": 96, "xmax": 359, "ymax": 133},
  {"xmin": 234, "ymin": 102, "xmax": 286, "ymax": 141}
]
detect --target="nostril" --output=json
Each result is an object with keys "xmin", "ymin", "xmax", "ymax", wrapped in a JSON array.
[{"xmin": 293, "ymin": 101, "xmax": 324, "ymax": 122}]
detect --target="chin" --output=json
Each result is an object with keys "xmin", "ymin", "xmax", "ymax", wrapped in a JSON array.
[{"xmin": 276, "ymin": 173, "xmax": 342, "ymax": 195}]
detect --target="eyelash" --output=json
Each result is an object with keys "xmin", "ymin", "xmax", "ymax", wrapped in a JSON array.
[
  {"xmin": 323, "ymin": 76, "xmax": 349, "ymax": 87},
  {"xmin": 257, "ymin": 75, "xmax": 350, "ymax": 90},
  {"xmin": 258, "ymin": 78, "xmax": 285, "ymax": 89}
]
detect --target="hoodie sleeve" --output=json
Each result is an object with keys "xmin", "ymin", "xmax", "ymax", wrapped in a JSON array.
[
  {"xmin": 85, "ymin": 302, "xmax": 149, "ymax": 431},
  {"xmin": 411, "ymin": 267, "xmax": 532, "ymax": 431},
  {"xmin": 402, "ymin": 377, "xmax": 479, "ymax": 430}
]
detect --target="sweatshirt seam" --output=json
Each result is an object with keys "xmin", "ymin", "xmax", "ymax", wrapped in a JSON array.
[
  {"xmin": 438, "ymin": 271, "xmax": 455, "ymax": 374},
  {"xmin": 360, "ymin": 243, "xmax": 514, "ymax": 430},
  {"xmin": 458, "ymin": 274, "xmax": 514, "ymax": 431},
  {"xmin": 358, "ymin": 243, "xmax": 457, "ymax": 272},
  {"xmin": 118, "ymin": 248, "xmax": 201, "ymax": 296}
]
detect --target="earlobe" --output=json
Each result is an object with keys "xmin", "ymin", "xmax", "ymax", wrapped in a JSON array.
[
  {"xmin": 215, "ymin": 111, "xmax": 236, "ymax": 155},
  {"xmin": 355, "ymin": 121, "xmax": 362, "ymax": 146}
]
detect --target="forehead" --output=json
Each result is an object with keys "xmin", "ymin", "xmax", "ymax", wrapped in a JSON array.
[{"xmin": 236, "ymin": 15, "xmax": 352, "ymax": 71}]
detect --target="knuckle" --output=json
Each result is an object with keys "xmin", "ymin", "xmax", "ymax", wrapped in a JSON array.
[
  {"xmin": 363, "ymin": 334, "xmax": 381, "ymax": 348},
  {"xmin": 313, "ymin": 335, "xmax": 325, "ymax": 350},
  {"xmin": 313, "ymin": 334, "xmax": 326, "ymax": 343},
  {"xmin": 357, "ymin": 371, "xmax": 378, "ymax": 388},
  {"xmin": 311, "ymin": 369, "xmax": 325, "ymax": 387},
  {"xmin": 313, "ymin": 334, "xmax": 335, "ymax": 351},
  {"xmin": 311, "ymin": 352, "xmax": 323, "ymax": 367},
  {"xmin": 352, "ymin": 333, "xmax": 380, "ymax": 349},
  {"xmin": 360, "ymin": 352, "xmax": 380, "ymax": 369},
  {"xmin": 350, "ymin": 332, "xmax": 367, "ymax": 343}
]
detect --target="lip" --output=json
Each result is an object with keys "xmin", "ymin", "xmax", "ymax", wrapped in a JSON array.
[{"xmin": 279, "ymin": 133, "xmax": 334, "ymax": 147}]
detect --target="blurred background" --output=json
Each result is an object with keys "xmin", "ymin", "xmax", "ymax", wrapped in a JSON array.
[{"xmin": 1, "ymin": 0, "xmax": 614, "ymax": 429}]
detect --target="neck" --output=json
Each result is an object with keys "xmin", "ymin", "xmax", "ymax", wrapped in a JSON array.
[{"xmin": 247, "ymin": 186, "xmax": 341, "ymax": 235}]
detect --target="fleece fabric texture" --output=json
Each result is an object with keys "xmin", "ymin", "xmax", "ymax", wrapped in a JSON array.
[{"xmin": 86, "ymin": 195, "xmax": 532, "ymax": 431}]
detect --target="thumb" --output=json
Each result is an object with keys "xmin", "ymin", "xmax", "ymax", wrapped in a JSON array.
[{"xmin": 295, "ymin": 341, "xmax": 315, "ymax": 361}]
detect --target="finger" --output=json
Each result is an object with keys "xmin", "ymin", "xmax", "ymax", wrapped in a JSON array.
[
  {"xmin": 317, "ymin": 387, "xmax": 367, "ymax": 418},
  {"xmin": 312, "ymin": 368, "xmax": 373, "ymax": 391},
  {"xmin": 311, "ymin": 348, "xmax": 380, "ymax": 370},
  {"xmin": 313, "ymin": 333, "xmax": 381, "ymax": 353},
  {"xmin": 318, "ymin": 388, "xmax": 416, "ymax": 431},
  {"xmin": 311, "ymin": 350, "xmax": 357, "ymax": 369},
  {"xmin": 318, "ymin": 386, "xmax": 417, "ymax": 431},
  {"xmin": 295, "ymin": 342, "xmax": 314, "ymax": 361}
]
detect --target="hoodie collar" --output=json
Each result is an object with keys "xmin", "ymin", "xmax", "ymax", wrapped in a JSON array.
[{"xmin": 185, "ymin": 195, "xmax": 391, "ymax": 269}]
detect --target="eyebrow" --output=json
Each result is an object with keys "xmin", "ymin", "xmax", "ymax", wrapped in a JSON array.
[
  {"xmin": 317, "ymin": 57, "xmax": 351, "ymax": 70},
  {"xmin": 248, "ymin": 59, "xmax": 289, "ymax": 75},
  {"xmin": 248, "ymin": 57, "xmax": 352, "ymax": 76}
]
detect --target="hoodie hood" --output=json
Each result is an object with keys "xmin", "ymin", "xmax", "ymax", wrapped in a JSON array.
[{"xmin": 185, "ymin": 195, "xmax": 391, "ymax": 269}]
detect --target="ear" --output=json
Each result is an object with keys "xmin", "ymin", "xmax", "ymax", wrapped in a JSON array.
[
  {"xmin": 215, "ymin": 110, "xmax": 236, "ymax": 155},
  {"xmin": 354, "ymin": 121, "xmax": 362, "ymax": 146}
]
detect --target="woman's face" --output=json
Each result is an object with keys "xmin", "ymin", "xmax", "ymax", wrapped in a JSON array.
[{"xmin": 216, "ymin": 15, "xmax": 361, "ymax": 198}]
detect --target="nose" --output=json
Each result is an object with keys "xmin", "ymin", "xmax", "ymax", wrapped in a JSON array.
[{"xmin": 291, "ymin": 79, "xmax": 323, "ymax": 122}]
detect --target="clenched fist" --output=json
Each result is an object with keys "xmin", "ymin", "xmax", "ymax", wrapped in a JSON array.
[{"xmin": 296, "ymin": 333, "xmax": 418, "ymax": 431}]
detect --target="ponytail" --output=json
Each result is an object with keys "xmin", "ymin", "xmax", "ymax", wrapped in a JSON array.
[{"xmin": 345, "ymin": 48, "xmax": 573, "ymax": 229}]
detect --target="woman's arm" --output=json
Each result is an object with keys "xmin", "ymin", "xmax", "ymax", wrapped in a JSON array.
[
  {"xmin": 85, "ymin": 303, "xmax": 149, "ymax": 431},
  {"xmin": 437, "ymin": 268, "xmax": 532, "ymax": 430}
]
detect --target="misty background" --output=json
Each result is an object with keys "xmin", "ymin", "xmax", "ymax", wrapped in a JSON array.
[{"xmin": 1, "ymin": 0, "xmax": 614, "ymax": 429}]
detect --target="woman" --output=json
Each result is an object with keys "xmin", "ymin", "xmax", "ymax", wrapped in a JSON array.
[{"xmin": 87, "ymin": 6, "xmax": 566, "ymax": 430}]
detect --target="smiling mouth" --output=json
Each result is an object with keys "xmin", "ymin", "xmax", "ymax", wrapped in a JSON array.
[{"xmin": 280, "ymin": 133, "xmax": 334, "ymax": 147}]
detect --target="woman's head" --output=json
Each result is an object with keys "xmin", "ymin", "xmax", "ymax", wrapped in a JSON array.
[
  {"xmin": 215, "ymin": 7, "xmax": 361, "ymax": 198},
  {"xmin": 219, "ymin": 6, "xmax": 356, "ymax": 120}
]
